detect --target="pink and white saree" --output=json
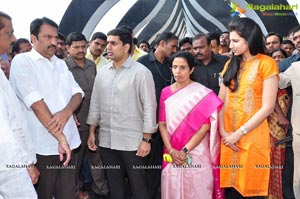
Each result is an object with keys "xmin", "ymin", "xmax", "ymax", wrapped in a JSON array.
[{"xmin": 159, "ymin": 82, "xmax": 223, "ymax": 199}]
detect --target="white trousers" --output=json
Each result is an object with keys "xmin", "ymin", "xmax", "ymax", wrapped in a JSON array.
[
  {"xmin": 293, "ymin": 133, "xmax": 300, "ymax": 199},
  {"xmin": 0, "ymin": 167, "xmax": 37, "ymax": 199}
]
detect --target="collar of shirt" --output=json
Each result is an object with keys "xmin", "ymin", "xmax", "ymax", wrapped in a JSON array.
[
  {"xmin": 65, "ymin": 55, "xmax": 95, "ymax": 70},
  {"xmin": 109, "ymin": 56, "xmax": 134, "ymax": 70},
  {"xmin": 30, "ymin": 48, "xmax": 58, "ymax": 63},
  {"xmin": 148, "ymin": 50, "xmax": 169, "ymax": 65}
]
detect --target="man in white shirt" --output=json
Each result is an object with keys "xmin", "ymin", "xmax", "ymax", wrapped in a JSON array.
[
  {"xmin": 279, "ymin": 60, "xmax": 300, "ymax": 199},
  {"xmin": 10, "ymin": 17, "xmax": 84, "ymax": 199},
  {"xmin": 0, "ymin": 11, "xmax": 38, "ymax": 199}
]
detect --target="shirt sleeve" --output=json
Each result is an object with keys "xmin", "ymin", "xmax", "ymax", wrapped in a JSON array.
[
  {"xmin": 10, "ymin": 55, "xmax": 43, "ymax": 110},
  {"xmin": 259, "ymin": 56, "xmax": 279, "ymax": 80},
  {"xmin": 86, "ymin": 73, "xmax": 101, "ymax": 126},
  {"xmin": 279, "ymin": 62, "xmax": 296, "ymax": 89},
  {"xmin": 138, "ymin": 68, "xmax": 157, "ymax": 134}
]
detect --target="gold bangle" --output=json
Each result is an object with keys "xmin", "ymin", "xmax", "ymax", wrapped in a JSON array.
[{"xmin": 169, "ymin": 148, "xmax": 174, "ymax": 155}]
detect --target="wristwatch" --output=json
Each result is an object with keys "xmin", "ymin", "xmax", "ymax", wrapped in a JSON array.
[
  {"xmin": 182, "ymin": 147, "xmax": 189, "ymax": 154},
  {"xmin": 142, "ymin": 137, "xmax": 153, "ymax": 143}
]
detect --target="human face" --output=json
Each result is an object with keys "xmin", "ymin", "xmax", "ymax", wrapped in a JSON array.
[
  {"xmin": 106, "ymin": 35, "xmax": 129, "ymax": 64},
  {"xmin": 139, "ymin": 43, "xmax": 150, "ymax": 53},
  {"xmin": 193, "ymin": 37, "xmax": 212, "ymax": 62},
  {"xmin": 180, "ymin": 42, "xmax": 194, "ymax": 56},
  {"xmin": 292, "ymin": 30, "xmax": 300, "ymax": 52},
  {"xmin": 229, "ymin": 31, "xmax": 250, "ymax": 57},
  {"xmin": 55, "ymin": 38, "xmax": 66, "ymax": 58},
  {"xmin": 163, "ymin": 39, "xmax": 178, "ymax": 58},
  {"xmin": 0, "ymin": 18, "xmax": 16, "ymax": 54},
  {"xmin": 172, "ymin": 57, "xmax": 194, "ymax": 84},
  {"xmin": 89, "ymin": 38, "xmax": 107, "ymax": 57},
  {"xmin": 220, "ymin": 33, "xmax": 230, "ymax": 46},
  {"xmin": 31, "ymin": 23, "xmax": 58, "ymax": 59},
  {"xmin": 66, "ymin": 40, "xmax": 87, "ymax": 61},
  {"xmin": 271, "ymin": 51, "xmax": 285, "ymax": 64},
  {"xmin": 281, "ymin": 43, "xmax": 295, "ymax": 57},
  {"xmin": 265, "ymin": 35, "xmax": 281, "ymax": 53},
  {"xmin": 211, "ymin": 39, "xmax": 220, "ymax": 54},
  {"xmin": 18, "ymin": 42, "xmax": 32, "ymax": 53}
]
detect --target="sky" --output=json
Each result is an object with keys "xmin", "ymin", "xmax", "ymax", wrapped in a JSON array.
[
  {"xmin": 1, "ymin": 0, "xmax": 300, "ymax": 40},
  {"xmin": 1, "ymin": 0, "xmax": 72, "ymax": 40}
]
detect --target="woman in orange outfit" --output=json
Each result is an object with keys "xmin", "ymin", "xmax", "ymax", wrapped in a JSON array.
[{"xmin": 218, "ymin": 17, "xmax": 279, "ymax": 198}]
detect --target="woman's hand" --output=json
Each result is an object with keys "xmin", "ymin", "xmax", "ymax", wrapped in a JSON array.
[
  {"xmin": 171, "ymin": 149, "xmax": 186, "ymax": 165},
  {"xmin": 222, "ymin": 131, "xmax": 242, "ymax": 152}
]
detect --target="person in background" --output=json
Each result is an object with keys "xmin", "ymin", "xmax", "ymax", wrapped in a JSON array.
[
  {"xmin": 281, "ymin": 40, "xmax": 296, "ymax": 57},
  {"xmin": 265, "ymin": 32, "xmax": 283, "ymax": 55},
  {"xmin": 55, "ymin": 32, "xmax": 68, "ymax": 59},
  {"xmin": 0, "ymin": 54, "xmax": 10, "ymax": 78},
  {"xmin": 219, "ymin": 31, "xmax": 230, "ymax": 55},
  {"xmin": 159, "ymin": 51, "xmax": 223, "ymax": 199},
  {"xmin": 138, "ymin": 39, "xmax": 150, "ymax": 53},
  {"xmin": 10, "ymin": 17, "xmax": 84, "ymax": 199},
  {"xmin": 137, "ymin": 31, "xmax": 178, "ymax": 199},
  {"xmin": 208, "ymin": 32, "xmax": 221, "ymax": 55},
  {"xmin": 86, "ymin": 32, "xmax": 108, "ymax": 69},
  {"xmin": 64, "ymin": 31, "xmax": 109, "ymax": 199},
  {"xmin": 267, "ymin": 48, "xmax": 290, "ymax": 199},
  {"xmin": 219, "ymin": 17, "xmax": 279, "ymax": 198},
  {"xmin": 87, "ymin": 28, "xmax": 157, "ymax": 199},
  {"xmin": 0, "ymin": 11, "xmax": 38, "ymax": 199},
  {"xmin": 179, "ymin": 36, "xmax": 194, "ymax": 56},
  {"xmin": 11, "ymin": 38, "xmax": 32, "ymax": 58},
  {"xmin": 118, "ymin": 25, "xmax": 147, "ymax": 60},
  {"xmin": 191, "ymin": 33, "xmax": 228, "ymax": 95}
]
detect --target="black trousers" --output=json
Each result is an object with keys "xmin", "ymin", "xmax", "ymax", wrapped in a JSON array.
[
  {"xmin": 35, "ymin": 153, "xmax": 77, "ymax": 199},
  {"xmin": 100, "ymin": 147, "xmax": 149, "ymax": 199},
  {"xmin": 225, "ymin": 188, "xmax": 266, "ymax": 199},
  {"xmin": 145, "ymin": 132, "xmax": 163, "ymax": 199},
  {"xmin": 74, "ymin": 130, "xmax": 109, "ymax": 196}
]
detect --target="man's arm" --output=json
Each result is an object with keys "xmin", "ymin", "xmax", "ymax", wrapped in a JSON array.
[{"xmin": 46, "ymin": 93, "xmax": 82, "ymax": 133}]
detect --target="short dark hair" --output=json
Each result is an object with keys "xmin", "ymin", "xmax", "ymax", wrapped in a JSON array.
[
  {"xmin": 193, "ymin": 33, "xmax": 211, "ymax": 45},
  {"xmin": 154, "ymin": 32, "xmax": 178, "ymax": 46},
  {"xmin": 208, "ymin": 32, "xmax": 220, "ymax": 45},
  {"xmin": 107, "ymin": 28, "xmax": 132, "ymax": 53},
  {"xmin": 282, "ymin": 39, "xmax": 295, "ymax": 48},
  {"xmin": 58, "ymin": 32, "xmax": 66, "ymax": 42},
  {"xmin": 170, "ymin": 51, "xmax": 195, "ymax": 71},
  {"xmin": 270, "ymin": 48, "xmax": 288, "ymax": 58},
  {"xmin": 91, "ymin": 32, "xmax": 107, "ymax": 41},
  {"xmin": 30, "ymin": 17, "xmax": 58, "ymax": 38},
  {"xmin": 266, "ymin": 32, "xmax": 283, "ymax": 44},
  {"xmin": 118, "ymin": 25, "xmax": 133, "ymax": 34},
  {"xmin": 179, "ymin": 37, "xmax": 193, "ymax": 48},
  {"xmin": 137, "ymin": 39, "xmax": 150, "ymax": 48},
  {"xmin": 11, "ymin": 38, "xmax": 30, "ymax": 54},
  {"xmin": 0, "ymin": 11, "xmax": 12, "ymax": 30},
  {"xmin": 65, "ymin": 32, "xmax": 87, "ymax": 46}
]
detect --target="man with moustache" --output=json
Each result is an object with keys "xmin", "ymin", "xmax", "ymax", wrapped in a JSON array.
[
  {"xmin": 10, "ymin": 17, "xmax": 84, "ymax": 199},
  {"xmin": 86, "ymin": 32, "xmax": 108, "ymax": 69},
  {"xmin": 191, "ymin": 33, "xmax": 228, "ymax": 95}
]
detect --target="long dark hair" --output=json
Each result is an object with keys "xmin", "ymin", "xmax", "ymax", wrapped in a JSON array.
[{"xmin": 223, "ymin": 17, "xmax": 265, "ymax": 92}]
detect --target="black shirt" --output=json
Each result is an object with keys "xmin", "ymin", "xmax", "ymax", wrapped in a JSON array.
[
  {"xmin": 137, "ymin": 51, "xmax": 172, "ymax": 117},
  {"xmin": 191, "ymin": 53, "xmax": 228, "ymax": 95}
]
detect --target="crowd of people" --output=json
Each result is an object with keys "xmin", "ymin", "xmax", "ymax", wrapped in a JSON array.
[{"xmin": 0, "ymin": 10, "xmax": 300, "ymax": 199}]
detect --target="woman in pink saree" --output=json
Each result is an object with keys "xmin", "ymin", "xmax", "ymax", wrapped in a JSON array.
[{"xmin": 158, "ymin": 51, "xmax": 223, "ymax": 199}]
